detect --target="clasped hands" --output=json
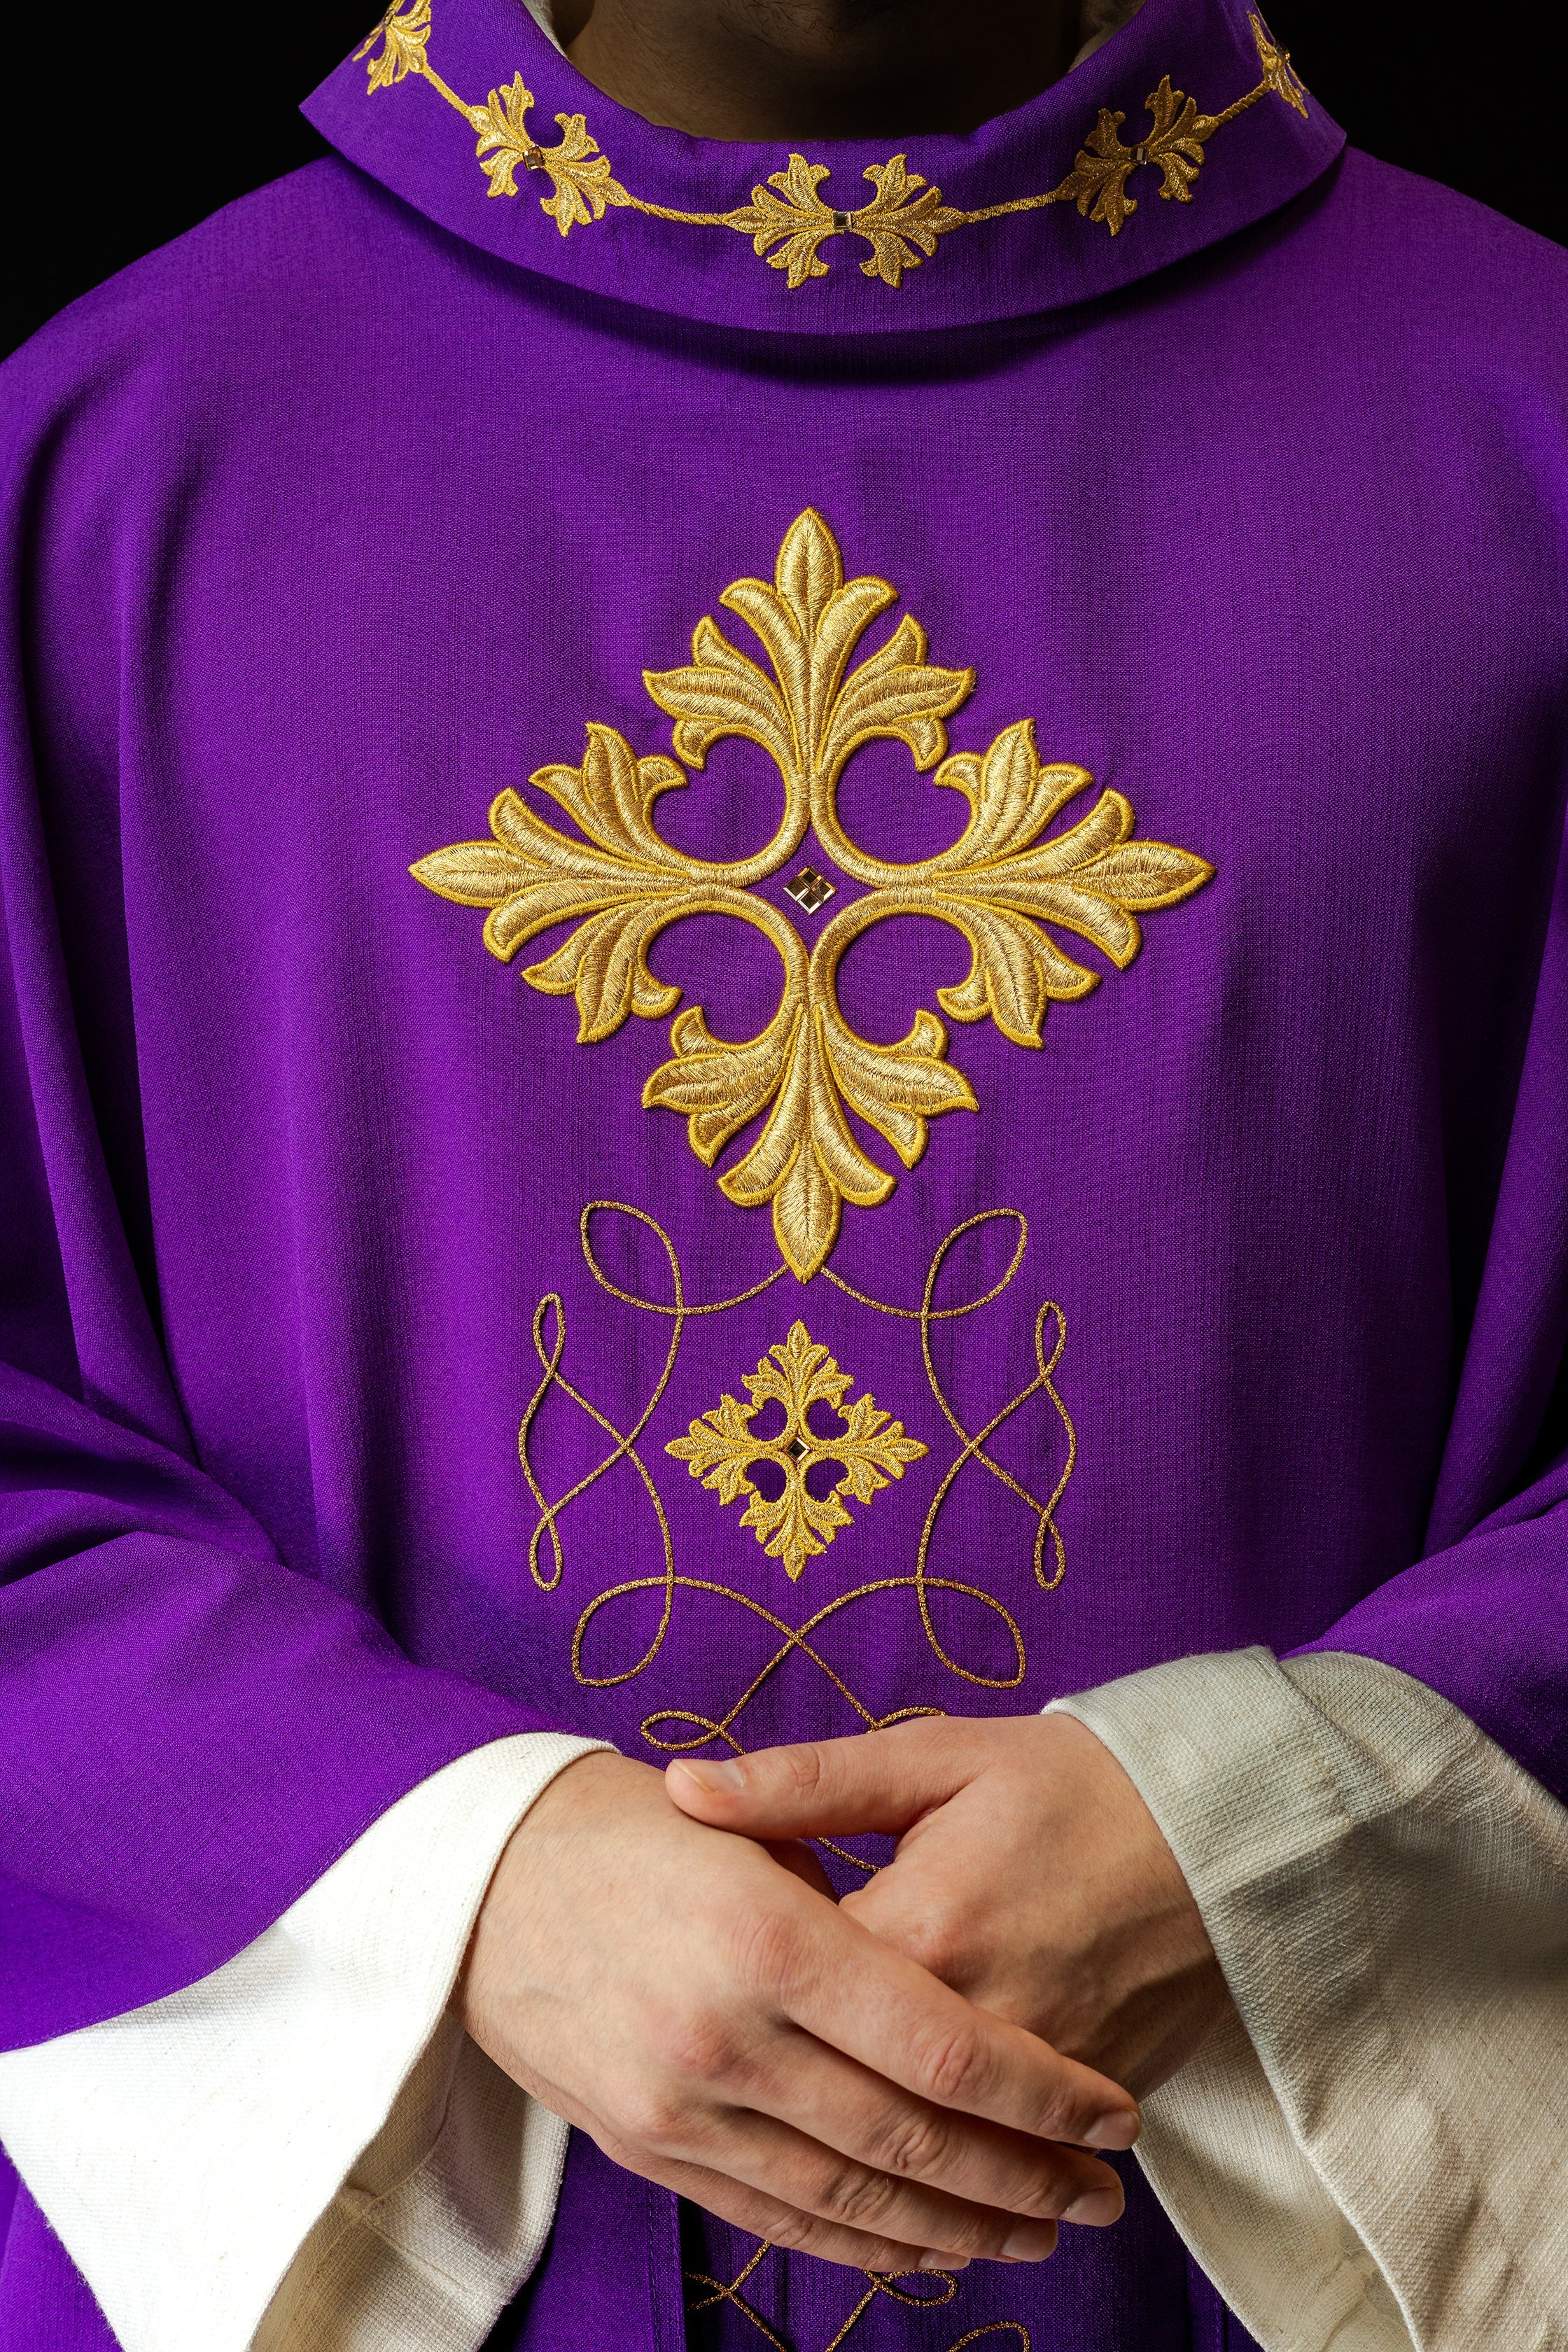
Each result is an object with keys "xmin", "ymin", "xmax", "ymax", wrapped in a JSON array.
[{"xmin": 461, "ymin": 1713, "xmax": 1227, "ymax": 2277}]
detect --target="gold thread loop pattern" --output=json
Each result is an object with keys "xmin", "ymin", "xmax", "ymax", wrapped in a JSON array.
[
  {"xmin": 518, "ymin": 1204, "xmax": 1070, "ymax": 1722},
  {"xmin": 522, "ymin": 1208, "xmax": 1065, "ymax": 2342},
  {"xmin": 682, "ymin": 2240, "xmax": 1028, "ymax": 2352}
]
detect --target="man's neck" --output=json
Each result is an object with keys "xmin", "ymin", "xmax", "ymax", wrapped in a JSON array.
[{"xmin": 560, "ymin": 0, "xmax": 1085, "ymax": 141}]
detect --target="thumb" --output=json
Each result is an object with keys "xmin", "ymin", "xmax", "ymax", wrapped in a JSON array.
[{"xmin": 666, "ymin": 1724, "xmax": 969, "ymax": 1840}]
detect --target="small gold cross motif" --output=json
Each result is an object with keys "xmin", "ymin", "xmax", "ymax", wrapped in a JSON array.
[
  {"xmin": 785, "ymin": 865, "xmax": 836, "ymax": 914},
  {"xmin": 666, "ymin": 1322, "xmax": 926, "ymax": 1581}
]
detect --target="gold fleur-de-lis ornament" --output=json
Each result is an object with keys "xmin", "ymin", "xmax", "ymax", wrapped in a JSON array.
[{"xmin": 414, "ymin": 512, "xmax": 1212, "ymax": 1278}]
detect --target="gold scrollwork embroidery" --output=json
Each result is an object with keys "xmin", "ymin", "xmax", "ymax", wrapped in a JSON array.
[
  {"xmin": 685, "ymin": 2241, "xmax": 988, "ymax": 2352},
  {"xmin": 414, "ymin": 512, "xmax": 1212, "ymax": 1279},
  {"xmin": 519, "ymin": 1201, "xmax": 1074, "ymax": 1746},
  {"xmin": 523, "ymin": 1203, "xmax": 1056, "ymax": 2348},
  {"xmin": 356, "ymin": 3, "xmax": 1307, "ymax": 281},
  {"xmin": 666, "ymin": 1322, "xmax": 927, "ymax": 1582}
]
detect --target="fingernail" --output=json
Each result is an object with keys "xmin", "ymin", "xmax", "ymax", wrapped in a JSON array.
[
  {"xmin": 1082, "ymin": 2108, "xmax": 1139, "ymax": 2150},
  {"xmin": 918, "ymin": 2253, "xmax": 969, "ymax": 2272},
  {"xmin": 671, "ymin": 1758, "xmax": 746, "ymax": 1793},
  {"xmin": 1000, "ymin": 2223, "xmax": 1058, "ymax": 2262},
  {"xmin": 1064, "ymin": 2186, "xmax": 1124, "ymax": 2227}
]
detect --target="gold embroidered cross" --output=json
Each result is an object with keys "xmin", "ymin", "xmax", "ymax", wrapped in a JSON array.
[
  {"xmin": 665, "ymin": 1323, "xmax": 926, "ymax": 1581},
  {"xmin": 412, "ymin": 510, "xmax": 1213, "ymax": 1280}
]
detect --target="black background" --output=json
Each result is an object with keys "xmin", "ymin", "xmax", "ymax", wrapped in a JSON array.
[{"xmin": 4, "ymin": 1, "xmax": 1562, "ymax": 360}]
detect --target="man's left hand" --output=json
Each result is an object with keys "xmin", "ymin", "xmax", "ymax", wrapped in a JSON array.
[{"xmin": 665, "ymin": 1715, "xmax": 1228, "ymax": 2100}]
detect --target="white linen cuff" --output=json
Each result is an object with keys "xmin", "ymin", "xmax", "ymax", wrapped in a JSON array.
[
  {"xmin": 0, "ymin": 1730, "xmax": 607, "ymax": 2352},
  {"xmin": 1050, "ymin": 1648, "xmax": 1568, "ymax": 2352}
]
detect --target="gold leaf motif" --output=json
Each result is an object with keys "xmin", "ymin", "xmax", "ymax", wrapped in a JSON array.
[
  {"xmin": 666, "ymin": 1322, "xmax": 927, "ymax": 1581},
  {"xmin": 850, "ymin": 156, "xmax": 966, "ymax": 287},
  {"xmin": 1051, "ymin": 78, "xmax": 1222, "ymax": 233},
  {"xmin": 367, "ymin": 1, "xmax": 1311, "ymax": 278},
  {"xmin": 1143, "ymin": 76, "xmax": 1219, "ymax": 203},
  {"xmin": 645, "ymin": 506, "xmax": 972, "ymax": 813},
  {"xmin": 411, "ymin": 727, "xmax": 708, "ymax": 1038},
  {"xmin": 724, "ymin": 153, "xmax": 965, "ymax": 289},
  {"xmin": 466, "ymin": 75, "xmax": 632, "ymax": 223},
  {"xmin": 414, "ymin": 513, "xmax": 1212, "ymax": 1278},
  {"xmin": 910, "ymin": 720, "xmax": 1214, "ymax": 1043},
  {"xmin": 534, "ymin": 112, "xmax": 635, "ymax": 232},
  {"xmin": 355, "ymin": 0, "xmax": 430, "ymax": 90},
  {"xmin": 467, "ymin": 74, "xmax": 538, "ymax": 199},
  {"xmin": 1055, "ymin": 106, "xmax": 1142, "ymax": 234},
  {"xmin": 1250, "ymin": 10, "xmax": 1310, "ymax": 115},
  {"xmin": 729, "ymin": 156, "xmax": 839, "ymax": 288}
]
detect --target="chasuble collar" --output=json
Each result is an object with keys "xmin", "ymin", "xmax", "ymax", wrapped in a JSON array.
[{"xmin": 304, "ymin": 0, "xmax": 1343, "ymax": 333}]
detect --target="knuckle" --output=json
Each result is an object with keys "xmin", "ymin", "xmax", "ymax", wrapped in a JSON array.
[
  {"xmin": 778, "ymin": 1744, "xmax": 831, "ymax": 1804},
  {"xmin": 1026, "ymin": 2080, "xmax": 1095, "ymax": 2143},
  {"xmin": 596, "ymin": 2131, "xmax": 671, "ymax": 2190},
  {"xmin": 616, "ymin": 2086, "xmax": 690, "ymax": 2155},
  {"xmin": 863, "ymin": 2106, "xmax": 953, "ymax": 2183},
  {"xmin": 764, "ymin": 2206, "xmax": 819, "ymax": 2255},
  {"xmin": 726, "ymin": 1900, "xmax": 804, "ymax": 2000},
  {"xmin": 895, "ymin": 1907, "xmax": 959, "ymax": 1983},
  {"xmin": 765, "ymin": 2206, "xmax": 888, "ymax": 2272},
  {"xmin": 814, "ymin": 2160, "xmax": 903, "ymax": 2232},
  {"xmin": 1017, "ymin": 2165, "xmax": 1079, "ymax": 2220},
  {"xmin": 658, "ymin": 2017, "xmax": 746, "ymax": 2090},
  {"xmin": 912, "ymin": 2022, "xmax": 992, "ymax": 2110},
  {"xmin": 860, "ymin": 2239, "xmax": 918, "ymax": 2276}
]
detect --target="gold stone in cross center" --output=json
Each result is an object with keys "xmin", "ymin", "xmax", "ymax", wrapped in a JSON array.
[{"xmin": 785, "ymin": 865, "xmax": 836, "ymax": 914}]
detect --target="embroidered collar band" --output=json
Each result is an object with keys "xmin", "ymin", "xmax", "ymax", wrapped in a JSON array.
[{"xmin": 304, "ymin": 0, "xmax": 1343, "ymax": 332}]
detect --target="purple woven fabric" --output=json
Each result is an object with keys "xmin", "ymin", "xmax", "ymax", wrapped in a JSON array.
[{"xmin": 2, "ymin": 0, "xmax": 1565, "ymax": 2340}]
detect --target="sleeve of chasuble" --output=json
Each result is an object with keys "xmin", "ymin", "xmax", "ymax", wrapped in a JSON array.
[
  {"xmin": 1048, "ymin": 827, "xmax": 1568, "ymax": 2351},
  {"xmin": 0, "ymin": 288, "xmax": 602, "ymax": 2045},
  {"xmin": 1051, "ymin": 1648, "xmax": 1568, "ymax": 2352},
  {"xmin": 1289, "ymin": 810, "xmax": 1568, "ymax": 1812},
  {"xmin": 0, "ymin": 322, "xmax": 611, "ymax": 2342},
  {"xmin": 0, "ymin": 270, "xmax": 601, "ymax": 2342},
  {"xmin": 0, "ymin": 1735, "xmax": 606, "ymax": 2352}
]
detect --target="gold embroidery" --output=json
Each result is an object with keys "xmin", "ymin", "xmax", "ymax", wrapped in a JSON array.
[
  {"xmin": 354, "ymin": 0, "xmax": 430, "ymax": 88},
  {"xmin": 727, "ymin": 153, "xmax": 967, "ymax": 288},
  {"xmin": 468, "ymin": 76, "xmax": 633, "ymax": 220},
  {"xmin": 685, "ymin": 2242, "xmax": 969, "ymax": 2352},
  {"xmin": 665, "ymin": 1322, "xmax": 927, "ymax": 1582},
  {"xmin": 1054, "ymin": 76, "xmax": 1218, "ymax": 232},
  {"xmin": 357, "ymin": 6, "xmax": 1308, "ymax": 276},
  {"xmin": 524, "ymin": 1206, "xmax": 1057, "ymax": 2345},
  {"xmin": 1046, "ymin": 22, "xmax": 1306, "ymax": 234},
  {"xmin": 414, "ymin": 512, "xmax": 1211, "ymax": 1278},
  {"xmin": 520, "ymin": 1202, "xmax": 1072, "ymax": 1737},
  {"xmin": 356, "ymin": 9, "xmax": 631, "ymax": 223}
]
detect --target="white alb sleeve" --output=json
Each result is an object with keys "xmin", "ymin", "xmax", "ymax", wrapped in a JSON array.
[
  {"xmin": 1049, "ymin": 1648, "xmax": 1568, "ymax": 2352},
  {"xmin": 0, "ymin": 1730, "xmax": 608, "ymax": 2352}
]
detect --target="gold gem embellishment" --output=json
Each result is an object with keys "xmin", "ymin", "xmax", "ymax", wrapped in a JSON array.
[
  {"xmin": 412, "ymin": 511, "xmax": 1213, "ymax": 1280},
  {"xmin": 666, "ymin": 1322, "xmax": 927, "ymax": 1582},
  {"xmin": 358, "ymin": 5, "xmax": 1308, "ymax": 280},
  {"xmin": 785, "ymin": 865, "xmax": 835, "ymax": 914}
]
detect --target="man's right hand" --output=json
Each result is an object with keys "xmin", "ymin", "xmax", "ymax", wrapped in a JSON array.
[{"xmin": 458, "ymin": 1752, "xmax": 1139, "ymax": 2275}]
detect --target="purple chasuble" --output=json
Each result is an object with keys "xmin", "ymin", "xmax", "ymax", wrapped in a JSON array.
[{"xmin": 2, "ymin": 0, "xmax": 1566, "ymax": 2342}]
